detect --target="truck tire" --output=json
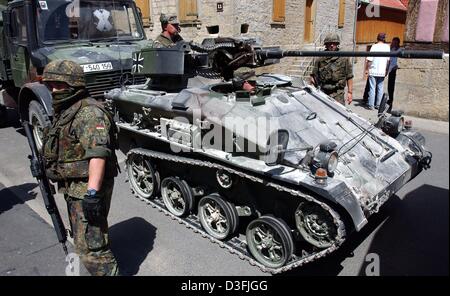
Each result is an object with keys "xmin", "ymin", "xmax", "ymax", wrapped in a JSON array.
[
  {"xmin": 29, "ymin": 100, "xmax": 51, "ymax": 151},
  {"xmin": 0, "ymin": 105, "xmax": 8, "ymax": 128}
]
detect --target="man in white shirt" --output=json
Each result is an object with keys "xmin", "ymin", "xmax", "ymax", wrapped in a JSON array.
[{"xmin": 364, "ymin": 33, "xmax": 390, "ymax": 110}]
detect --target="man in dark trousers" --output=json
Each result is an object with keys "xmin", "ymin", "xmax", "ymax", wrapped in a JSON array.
[{"xmin": 387, "ymin": 37, "xmax": 400, "ymax": 113}]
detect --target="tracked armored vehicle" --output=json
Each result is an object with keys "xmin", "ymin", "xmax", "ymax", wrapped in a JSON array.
[{"xmin": 105, "ymin": 31, "xmax": 443, "ymax": 273}]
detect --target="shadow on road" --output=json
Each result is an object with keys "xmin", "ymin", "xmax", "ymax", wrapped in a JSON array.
[
  {"xmin": 109, "ymin": 217, "xmax": 156, "ymax": 276},
  {"xmin": 0, "ymin": 108, "xmax": 26, "ymax": 137},
  {"xmin": 354, "ymin": 98, "xmax": 367, "ymax": 107},
  {"xmin": 1, "ymin": 108, "xmax": 21, "ymax": 129},
  {"xmin": 0, "ymin": 183, "xmax": 38, "ymax": 214},
  {"xmin": 281, "ymin": 185, "xmax": 449, "ymax": 276},
  {"xmin": 358, "ymin": 185, "xmax": 449, "ymax": 276}
]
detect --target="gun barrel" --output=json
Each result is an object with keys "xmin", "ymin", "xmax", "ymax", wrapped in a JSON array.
[{"xmin": 257, "ymin": 49, "xmax": 445, "ymax": 60}]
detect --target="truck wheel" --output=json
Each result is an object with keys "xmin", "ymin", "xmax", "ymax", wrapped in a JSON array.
[
  {"xmin": 0, "ymin": 105, "xmax": 7, "ymax": 128},
  {"xmin": 29, "ymin": 101, "xmax": 51, "ymax": 151}
]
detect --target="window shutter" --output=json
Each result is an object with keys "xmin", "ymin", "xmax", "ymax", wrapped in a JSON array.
[
  {"xmin": 135, "ymin": 0, "xmax": 151, "ymax": 27},
  {"xmin": 180, "ymin": 0, "xmax": 198, "ymax": 22},
  {"xmin": 338, "ymin": 0, "xmax": 345, "ymax": 28},
  {"xmin": 272, "ymin": 0, "xmax": 286, "ymax": 23}
]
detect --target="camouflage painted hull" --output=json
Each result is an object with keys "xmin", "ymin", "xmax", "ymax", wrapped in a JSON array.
[
  {"xmin": 110, "ymin": 79, "xmax": 428, "ymax": 225},
  {"xmin": 106, "ymin": 76, "xmax": 430, "ymax": 271}
]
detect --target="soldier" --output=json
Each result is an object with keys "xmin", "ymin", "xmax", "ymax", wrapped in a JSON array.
[
  {"xmin": 42, "ymin": 60, "xmax": 120, "ymax": 276},
  {"xmin": 310, "ymin": 33, "xmax": 353, "ymax": 105},
  {"xmin": 154, "ymin": 14, "xmax": 183, "ymax": 48}
]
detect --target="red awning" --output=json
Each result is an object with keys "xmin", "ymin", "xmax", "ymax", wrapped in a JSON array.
[{"xmin": 361, "ymin": 0, "xmax": 408, "ymax": 11}]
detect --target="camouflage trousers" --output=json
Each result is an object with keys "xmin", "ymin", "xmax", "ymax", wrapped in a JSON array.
[
  {"xmin": 65, "ymin": 181, "xmax": 119, "ymax": 276},
  {"xmin": 324, "ymin": 89, "xmax": 345, "ymax": 105}
]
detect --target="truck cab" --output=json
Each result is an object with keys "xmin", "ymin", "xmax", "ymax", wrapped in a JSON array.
[{"xmin": 0, "ymin": 0, "xmax": 152, "ymax": 148}]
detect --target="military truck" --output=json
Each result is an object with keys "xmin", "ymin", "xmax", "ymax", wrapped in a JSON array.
[{"xmin": 0, "ymin": 0, "xmax": 152, "ymax": 149}]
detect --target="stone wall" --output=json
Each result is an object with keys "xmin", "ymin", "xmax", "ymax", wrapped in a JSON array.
[
  {"xmin": 142, "ymin": 0, "xmax": 356, "ymax": 77},
  {"xmin": 144, "ymin": 0, "xmax": 355, "ymax": 48},
  {"xmin": 394, "ymin": 57, "xmax": 449, "ymax": 121},
  {"xmin": 352, "ymin": 45, "xmax": 449, "ymax": 121},
  {"xmin": 139, "ymin": 1, "xmax": 449, "ymax": 121}
]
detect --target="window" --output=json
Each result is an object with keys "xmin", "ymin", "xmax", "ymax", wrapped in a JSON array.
[
  {"xmin": 36, "ymin": 1, "xmax": 144, "ymax": 43},
  {"xmin": 179, "ymin": 0, "xmax": 198, "ymax": 23},
  {"xmin": 338, "ymin": 0, "xmax": 345, "ymax": 28},
  {"xmin": 11, "ymin": 7, "xmax": 28, "ymax": 44},
  {"xmin": 272, "ymin": 0, "xmax": 286, "ymax": 23},
  {"xmin": 135, "ymin": 0, "xmax": 151, "ymax": 27}
]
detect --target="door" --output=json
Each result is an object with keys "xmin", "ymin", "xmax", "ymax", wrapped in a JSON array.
[
  {"xmin": 9, "ymin": 5, "xmax": 29, "ymax": 86},
  {"xmin": 304, "ymin": 0, "xmax": 316, "ymax": 43}
]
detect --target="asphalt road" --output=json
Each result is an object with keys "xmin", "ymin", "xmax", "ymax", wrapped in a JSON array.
[{"xmin": 0, "ymin": 109, "xmax": 448, "ymax": 276}]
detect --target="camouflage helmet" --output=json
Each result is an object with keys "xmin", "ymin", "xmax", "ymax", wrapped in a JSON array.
[
  {"xmin": 160, "ymin": 13, "xmax": 179, "ymax": 25},
  {"xmin": 42, "ymin": 60, "xmax": 85, "ymax": 88},
  {"xmin": 323, "ymin": 33, "xmax": 340, "ymax": 45}
]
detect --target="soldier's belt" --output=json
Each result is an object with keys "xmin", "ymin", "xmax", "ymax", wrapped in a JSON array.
[{"xmin": 321, "ymin": 84, "xmax": 338, "ymax": 91}]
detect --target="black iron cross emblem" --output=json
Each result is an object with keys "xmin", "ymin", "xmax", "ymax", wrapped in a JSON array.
[{"xmin": 132, "ymin": 52, "xmax": 144, "ymax": 73}]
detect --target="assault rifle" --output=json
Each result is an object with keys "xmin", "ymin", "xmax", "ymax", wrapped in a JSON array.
[{"xmin": 22, "ymin": 121, "xmax": 68, "ymax": 256}]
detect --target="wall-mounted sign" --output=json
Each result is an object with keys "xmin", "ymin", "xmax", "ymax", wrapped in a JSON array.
[{"xmin": 217, "ymin": 2, "xmax": 224, "ymax": 12}]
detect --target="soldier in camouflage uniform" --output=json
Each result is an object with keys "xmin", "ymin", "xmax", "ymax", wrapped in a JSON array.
[
  {"xmin": 311, "ymin": 33, "xmax": 354, "ymax": 105},
  {"xmin": 154, "ymin": 14, "xmax": 183, "ymax": 48},
  {"xmin": 42, "ymin": 60, "xmax": 120, "ymax": 276}
]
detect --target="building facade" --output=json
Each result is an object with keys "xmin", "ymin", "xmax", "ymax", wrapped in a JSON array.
[
  {"xmin": 134, "ymin": 0, "xmax": 357, "ymax": 78},
  {"xmin": 396, "ymin": 0, "xmax": 449, "ymax": 120},
  {"xmin": 135, "ymin": 0, "xmax": 356, "ymax": 49},
  {"xmin": 356, "ymin": 0, "xmax": 409, "ymax": 44},
  {"xmin": 134, "ymin": 0, "xmax": 449, "ymax": 120}
]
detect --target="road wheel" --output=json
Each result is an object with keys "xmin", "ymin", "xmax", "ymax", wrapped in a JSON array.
[
  {"xmin": 295, "ymin": 202, "xmax": 338, "ymax": 249},
  {"xmin": 198, "ymin": 194, "xmax": 239, "ymax": 240},
  {"xmin": 246, "ymin": 215, "xmax": 294, "ymax": 268},
  {"xmin": 161, "ymin": 177, "xmax": 194, "ymax": 217},
  {"xmin": 29, "ymin": 101, "xmax": 51, "ymax": 151},
  {"xmin": 127, "ymin": 154, "xmax": 160, "ymax": 199},
  {"xmin": 0, "ymin": 105, "xmax": 7, "ymax": 128}
]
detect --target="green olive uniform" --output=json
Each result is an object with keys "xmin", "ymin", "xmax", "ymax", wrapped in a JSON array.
[
  {"xmin": 312, "ymin": 56, "xmax": 353, "ymax": 105},
  {"xmin": 154, "ymin": 33, "xmax": 176, "ymax": 48}
]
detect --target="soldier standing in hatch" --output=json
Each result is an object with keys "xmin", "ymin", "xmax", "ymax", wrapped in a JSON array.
[
  {"xmin": 154, "ymin": 14, "xmax": 184, "ymax": 48},
  {"xmin": 310, "ymin": 33, "xmax": 354, "ymax": 105},
  {"xmin": 42, "ymin": 60, "xmax": 120, "ymax": 276}
]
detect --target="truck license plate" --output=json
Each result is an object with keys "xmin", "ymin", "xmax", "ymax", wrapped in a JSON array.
[{"xmin": 82, "ymin": 62, "xmax": 113, "ymax": 73}]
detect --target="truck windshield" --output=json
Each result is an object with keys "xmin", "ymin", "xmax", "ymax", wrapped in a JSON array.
[{"xmin": 36, "ymin": 0, "xmax": 144, "ymax": 44}]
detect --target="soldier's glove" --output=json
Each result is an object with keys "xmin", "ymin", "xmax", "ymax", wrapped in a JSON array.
[{"xmin": 82, "ymin": 189, "xmax": 103, "ymax": 224}]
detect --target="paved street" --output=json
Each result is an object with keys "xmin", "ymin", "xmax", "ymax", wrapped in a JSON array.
[{"xmin": 0, "ymin": 106, "xmax": 448, "ymax": 276}]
